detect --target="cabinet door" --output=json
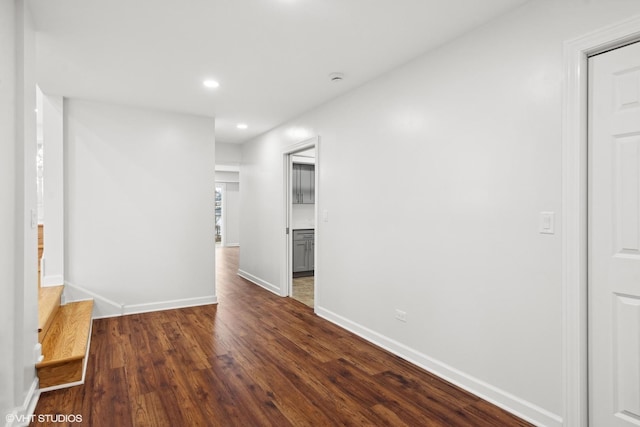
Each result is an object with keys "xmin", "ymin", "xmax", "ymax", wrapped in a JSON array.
[
  {"xmin": 292, "ymin": 240, "xmax": 308, "ymax": 272},
  {"xmin": 292, "ymin": 164, "xmax": 301, "ymax": 204},
  {"xmin": 300, "ymin": 164, "xmax": 314, "ymax": 204},
  {"xmin": 308, "ymin": 239, "xmax": 314, "ymax": 271}
]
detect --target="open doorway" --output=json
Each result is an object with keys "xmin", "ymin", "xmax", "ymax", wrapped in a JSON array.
[
  {"xmin": 215, "ymin": 185, "xmax": 222, "ymax": 246},
  {"xmin": 286, "ymin": 143, "xmax": 317, "ymax": 308},
  {"xmin": 214, "ymin": 177, "xmax": 240, "ymax": 248}
]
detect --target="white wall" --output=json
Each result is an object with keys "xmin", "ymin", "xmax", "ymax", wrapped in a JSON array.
[
  {"xmin": 215, "ymin": 152, "xmax": 241, "ymax": 248},
  {"xmin": 239, "ymin": 1, "xmax": 640, "ymax": 425},
  {"xmin": 215, "ymin": 171, "xmax": 239, "ymax": 183},
  {"xmin": 0, "ymin": 0, "xmax": 17, "ymax": 420},
  {"xmin": 15, "ymin": 1, "xmax": 39, "ymax": 412},
  {"xmin": 42, "ymin": 94, "xmax": 64, "ymax": 286},
  {"xmin": 216, "ymin": 142, "xmax": 241, "ymax": 167},
  {"xmin": 1, "ymin": 0, "xmax": 39, "ymax": 423},
  {"xmin": 223, "ymin": 182, "xmax": 240, "ymax": 247},
  {"xmin": 64, "ymin": 99, "xmax": 216, "ymax": 317},
  {"xmin": 291, "ymin": 204, "xmax": 314, "ymax": 230}
]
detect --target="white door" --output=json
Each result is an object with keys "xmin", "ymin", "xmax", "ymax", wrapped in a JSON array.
[{"xmin": 589, "ymin": 41, "xmax": 640, "ymax": 427}]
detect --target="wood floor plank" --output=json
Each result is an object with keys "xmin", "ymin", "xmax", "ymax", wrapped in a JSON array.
[
  {"xmin": 32, "ymin": 247, "xmax": 533, "ymax": 427},
  {"xmin": 131, "ymin": 392, "xmax": 171, "ymax": 427},
  {"xmin": 232, "ymin": 349, "xmax": 336, "ymax": 427}
]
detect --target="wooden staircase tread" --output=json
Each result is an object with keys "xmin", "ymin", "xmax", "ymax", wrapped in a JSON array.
[
  {"xmin": 37, "ymin": 300, "xmax": 94, "ymax": 368},
  {"xmin": 38, "ymin": 285, "xmax": 64, "ymax": 341}
]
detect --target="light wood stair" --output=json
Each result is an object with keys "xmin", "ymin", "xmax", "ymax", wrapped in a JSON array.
[
  {"xmin": 38, "ymin": 285, "xmax": 64, "ymax": 342},
  {"xmin": 37, "ymin": 286, "xmax": 94, "ymax": 390}
]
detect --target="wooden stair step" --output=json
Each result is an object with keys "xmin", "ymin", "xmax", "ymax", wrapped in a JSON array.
[
  {"xmin": 38, "ymin": 285, "xmax": 64, "ymax": 342},
  {"xmin": 37, "ymin": 300, "xmax": 94, "ymax": 389}
]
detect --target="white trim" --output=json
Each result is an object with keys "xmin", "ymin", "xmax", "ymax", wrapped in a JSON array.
[
  {"xmin": 237, "ymin": 269, "xmax": 281, "ymax": 295},
  {"xmin": 38, "ymin": 379, "xmax": 84, "ymax": 395},
  {"xmin": 285, "ymin": 153, "xmax": 293, "ymax": 297},
  {"xmin": 291, "ymin": 155, "xmax": 315, "ymax": 164},
  {"xmin": 122, "ymin": 295, "xmax": 217, "ymax": 316},
  {"xmin": 64, "ymin": 281, "xmax": 218, "ymax": 319},
  {"xmin": 215, "ymin": 163, "xmax": 240, "ymax": 172},
  {"xmin": 6, "ymin": 378, "xmax": 40, "ymax": 427},
  {"xmin": 562, "ymin": 14, "xmax": 640, "ymax": 427},
  {"xmin": 42, "ymin": 274, "xmax": 63, "ymax": 287},
  {"xmin": 316, "ymin": 307, "xmax": 562, "ymax": 427},
  {"xmin": 64, "ymin": 281, "xmax": 123, "ymax": 317}
]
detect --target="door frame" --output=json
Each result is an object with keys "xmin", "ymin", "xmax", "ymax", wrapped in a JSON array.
[
  {"xmin": 282, "ymin": 136, "xmax": 319, "ymax": 307},
  {"xmin": 562, "ymin": 15, "xmax": 640, "ymax": 427}
]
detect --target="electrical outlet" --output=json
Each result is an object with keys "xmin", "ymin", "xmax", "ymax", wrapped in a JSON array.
[{"xmin": 395, "ymin": 309, "xmax": 407, "ymax": 322}]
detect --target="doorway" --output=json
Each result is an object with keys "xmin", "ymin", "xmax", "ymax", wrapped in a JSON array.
[
  {"xmin": 284, "ymin": 138, "xmax": 318, "ymax": 309},
  {"xmin": 215, "ymin": 184, "xmax": 223, "ymax": 246},
  {"xmin": 215, "ymin": 179, "xmax": 241, "ymax": 248}
]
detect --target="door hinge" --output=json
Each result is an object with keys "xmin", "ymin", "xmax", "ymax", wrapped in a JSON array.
[{"xmin": 286, "ymin": 227, "xmax": 289, "ymax": 235}]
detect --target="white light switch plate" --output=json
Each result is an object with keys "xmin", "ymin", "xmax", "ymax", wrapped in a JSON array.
[{"xmin": 539, "ymin": 211, "xmax": 555, "ymax": 234}]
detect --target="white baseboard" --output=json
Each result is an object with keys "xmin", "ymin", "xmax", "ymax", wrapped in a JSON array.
[
  {"xmin": 64, "ymin": 281, "xmax": 217, "ymax": 319},
  {"xmin": 64, "ymin": 281, "xmax": 123, "ymax": 318},
  {"xmin": 316, "ymin": 306, "xmax": 563, "ymax": 427},
  {"xmin": 237, "ymin": 269, "xmax": 280, "ymax": 295},
  {"xmin": 122, "ymin": 295, "xmax": 218, "ymax": 316},
  {"xmin": 6, "ymin": 377, "xmax": 40, "ymax": 427}
]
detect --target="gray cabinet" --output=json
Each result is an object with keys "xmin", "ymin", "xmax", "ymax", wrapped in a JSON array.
[
  {"xmin": 292, "ymin": 163, "xmax": 315, "ymax": 204},
  {"xmin": 292, "ymin": 229, "xmax": 314, "ymax": 273}
]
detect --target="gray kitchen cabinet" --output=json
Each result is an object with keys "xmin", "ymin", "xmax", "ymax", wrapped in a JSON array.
[
  {"xmin": 292, "ymin": 229, "xmax": 314, "ymax": 273},
  {"xmin": 292, "ymin": 163, "xmax": 315, "ymax": 204}
]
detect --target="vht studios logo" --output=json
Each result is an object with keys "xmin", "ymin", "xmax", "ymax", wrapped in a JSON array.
[{"xmin": 6, "ymin": 413, "xmax": 83, "ymax": 424}]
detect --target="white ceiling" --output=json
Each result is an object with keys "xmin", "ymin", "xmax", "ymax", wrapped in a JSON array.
[{"xmin": 29, "ymin": 0, "xmax": 528, "ymax": 144}]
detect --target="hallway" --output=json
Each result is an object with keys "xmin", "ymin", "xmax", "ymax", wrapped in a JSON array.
[{"xmin": 32, "ymin": 247, "xmax": 532, "ymax": 426}]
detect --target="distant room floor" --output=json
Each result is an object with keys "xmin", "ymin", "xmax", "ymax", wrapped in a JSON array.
[{"xmin": 292, "ymin": 275, "xmax": 314, "ymax": 307}]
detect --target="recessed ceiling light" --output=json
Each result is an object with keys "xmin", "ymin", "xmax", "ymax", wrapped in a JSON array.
[
  {"xmin": 236, "ymin": 123, "xmax": 248, "ymax": 130},
  {"xmin": 203, "ymin": 79, "xmax": 220, "ymax": 89}
]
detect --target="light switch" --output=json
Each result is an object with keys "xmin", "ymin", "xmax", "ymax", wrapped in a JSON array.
[
  {"xmin": 322, "ymin": 210, "xmax": 329, "ymax": 222},
  {"xmin": 539, "ymin": 211, "xmax": 555, "ymax": 234}
]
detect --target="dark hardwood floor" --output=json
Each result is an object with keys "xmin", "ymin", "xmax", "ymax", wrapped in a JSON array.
[{"xmin": 32, "ymin": 247, "xmax": 532, "ymax": 426}]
